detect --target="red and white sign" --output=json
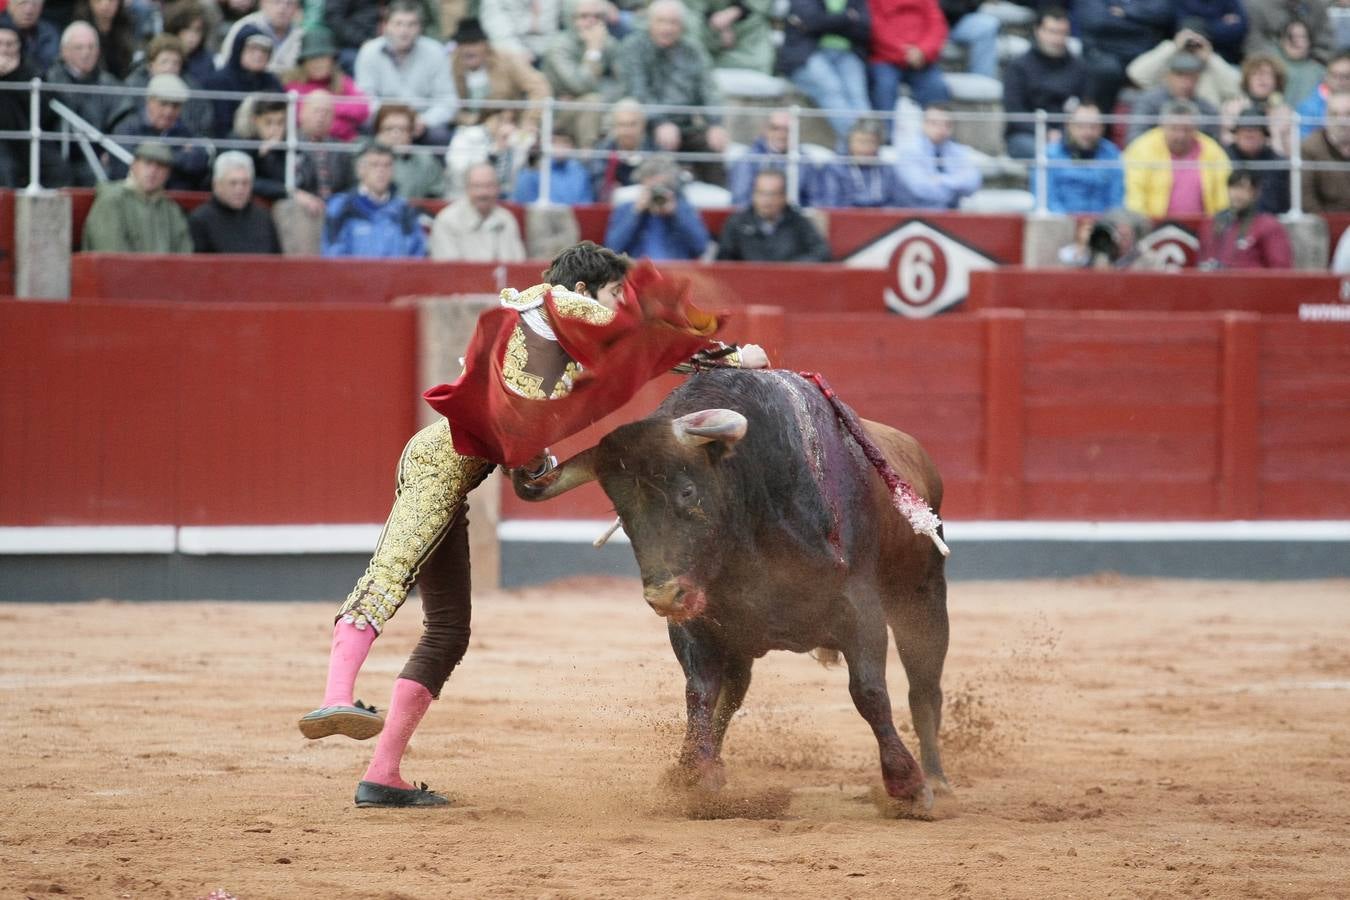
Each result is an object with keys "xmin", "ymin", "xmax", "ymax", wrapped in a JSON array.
[
  {"xmin": 1138, "ymin": 223, "xmax": 1200, "ymax": 269},
  {"xmin": 842, "ymin": 219, "xmax": 997, "ymax": 318}
]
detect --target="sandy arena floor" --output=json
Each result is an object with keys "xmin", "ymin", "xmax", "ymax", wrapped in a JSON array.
[{"xmin": 3, "ymin": 577, "xmax": 1350, "ymax": 899}]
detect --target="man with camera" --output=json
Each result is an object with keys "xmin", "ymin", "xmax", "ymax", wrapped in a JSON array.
[
  {"xmin": 603, "ymin": 155, "xmax": 711, "ymax": 260},
  {"xmin": 1126, "ymin": 19, "xmax": 1243, "ymax": 111}
]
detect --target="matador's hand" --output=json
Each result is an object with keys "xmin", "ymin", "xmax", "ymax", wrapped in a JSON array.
[{"xmin": 738, "ymin": 344, "xmax": 770, "ymax": 369}]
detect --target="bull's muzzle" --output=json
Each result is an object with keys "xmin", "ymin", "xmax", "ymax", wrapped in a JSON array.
[{"xmin": 643, "ymin": 579, "xmax": 708, "ymax": 624}]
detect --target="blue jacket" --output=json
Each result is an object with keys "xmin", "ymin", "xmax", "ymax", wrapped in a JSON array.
[
  {"xmin": 512, "ymin": 159, "xmax": 595, "ymax": 205},
  {"xmin": 603, "ymin": 196, "xmax": 709, "ymax": 260},
  {"xmin": 893, "ymin": 134, "xmax": 982, "ymax": 209},
  {"xmin": 322, "ymin": 190, "xmax": 426, "ymax": 258},
  {"xmin": 728, "ymin": 137, "xmax": 786, "ymax": 206},
  {"xmin": 1040, "ymin": 138, "xmax": 1124, "ymax": 214},
  {"xmin": 812, "ymin": 159, "xmax": 907, "ymax": 208},
  {"xmin": 1297, "ymin": 86, "xmax": 1329, "ymax": 137}
]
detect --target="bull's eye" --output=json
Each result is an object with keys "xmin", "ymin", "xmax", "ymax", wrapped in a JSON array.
[{"xmin": 674, "ymin": 481, "xmax": 698, "ymax": 513}]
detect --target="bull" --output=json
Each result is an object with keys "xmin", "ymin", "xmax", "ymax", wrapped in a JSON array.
[{"xmin": 513, "ymin": 368, "xmax": 950, "ymax": 817}]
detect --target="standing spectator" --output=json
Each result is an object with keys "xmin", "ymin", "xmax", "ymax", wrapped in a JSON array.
[
  {"xmin": 542, "ymin": 0, "xmax": 622, "ymax": 150},
  {"xmin": 686, "ymin": 0, "xmax": 776, "ymax": 74},
  {"xmin": 2, "ymin": 0, "xmax": 60, "ymax": 72},
  {"xmin": 1127, "ymin": 52, "xmax": 1224, "ymax": 144},
  {"xmin": 1075, "ymin": 0, "xmax": 1175, "ymax": 113},
  {"xmin": 812, "ymin": 118, "xmax": 906, "ymax": 207},
  {"xmin": 1199, "ymin": 169, "xmax": 1293, "ymax": 268},
  {"xmin": 354, "ymin": 0, "xmax": 458, "ymax": 146},
  {"xmin": 429, "ymin": 161, "xmax": 526, "ymax": 261},
  {"xmin": 1126, "ymin": 20, "xmax": 1243, "ymax": 110},
  {"xmin": 727, "ymin": 110, "xmax": 789, "ymax": 206},
  {"xmin": 1039, "ymin": 101, "xmax": 1125, "ymax": 214},
  {"xmin": 374, "ymin": 103, "xmax": 445, "ymax": 199},
  {"xmin": 481, "ymin": 0, "xmax": 561, "ymax": 66},
  {"xmin": 218, "ymin": 0, "xmax": 303, "ymax": 76},
  {"xmin": 893, "ymin": 103, "xmax": 981, "ymax": 209},
  {"xmin": 108, "ymin": 73, "xmax": 212, "ymax": 190},
  {"xmin": 323, "ymin": 142, "xmax": 427, "ymax": 258},
  {"xmin": 450, "ymin": 17, "xmax": 552, "ymax": 135},
  {"xmin": 615, "ymin": 0, "xmax": 730, "ymax": 186},
  {"xmin": 163, "ymin": 0, "xmax": 213, "ymax": 85},
  {"xmin": 284, "ymin": 27, "xmax": 369, "ymax": 142},
  {"xmin": 1123, "ymin": 99, "xmax": 1231, "ymax": 217},
  {"xmin": 1177, "ymin": 0, "xmax": 1248, "ymax": 64},
  {"xmin": 1246, "ymin": 0, "xmax": 1335, "ymax": 65},
  {"xmin": 867, "ymin": 0, "xmax": 950, "ymax": 112},
  {"xmin": 1296, "ymin": 50, "xmax": 1350, "ymax": 135},
  {"xmin": 603, "ymin": 155, "xmax": 710, "ymax": 260},
  {"xmin": 589, "ymin": 97, "xmax": 655, "ymax": 202},
  {"xmin": 188, "ymin": 151, "xmax": 284, "ymax": 253},
  {"xmin": 1227, "ymin": 106, "xmax": 1291, "ymax": 213},
  {"xmin": 203, "ymin": 26, "xmax": 284, "ymax": 137},
  {"xmin": 72, "ymin": 0, "xmax": 134, "ymax": 78},
  {"xmin": 1003, "ymin": 6, "xmax": 1088, "ymax": 160},
  {"xmin": 938, "ymin": 0, "xmax": 1000, "ymax": 80},
  {"xmin": 1278, "ymin": 19, "xmax": 1326, "ymax": 107},
  {"xmin": 1300, "ymin": 90, "xmax": 1350, "ymax": 211},
  {"xmin": 513, "ymin": 128, "xmax": 594, "ymax": 204},
  {"xmin": 776, "ymin": 0, "xmax": 871, "ymax": 145},
  {"xmin": 717, "ymin": 169, "xmax": 830, "ymax": 262},
  {"xmin": 82, "ymin": 142, "xmax": 193, "ymax": 253}
]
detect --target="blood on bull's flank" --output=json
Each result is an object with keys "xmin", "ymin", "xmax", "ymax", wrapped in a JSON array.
[{"xmin": 513, "ymin": 368, "xmax": 952, "ymax": 818}]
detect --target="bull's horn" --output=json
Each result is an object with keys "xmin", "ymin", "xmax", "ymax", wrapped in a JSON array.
[
  {"xmin": 672, "ymin": 409, "xmax": 748, "ymax": 447},
  {"xmin": 511, "ymin": 446, "xmax": 599, "ymax": 502}
]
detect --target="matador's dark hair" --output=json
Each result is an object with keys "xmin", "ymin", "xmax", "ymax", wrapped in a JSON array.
[{"xmin": 542, "ymin": 241, "xmax": 632, "ymax": 299}]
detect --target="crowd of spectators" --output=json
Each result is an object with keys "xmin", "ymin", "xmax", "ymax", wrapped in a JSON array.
[{"xmin": 0, "ymin": 0, "xmax": 1345, "ymax": 271}]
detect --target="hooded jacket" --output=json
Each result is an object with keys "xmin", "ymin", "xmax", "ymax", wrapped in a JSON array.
[{"xmin": 202, "ymin": 24, "xmax": 284, "ymax": 137}]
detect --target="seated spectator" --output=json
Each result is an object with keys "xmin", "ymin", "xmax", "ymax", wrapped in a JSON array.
[
  {"xmin": 1198, "ymin": 169, "xmax": 1293, "ymax": 268},
  {"xmin": 294, "ymin": 90, "xmax": 354, "ymax": 206},
  {"xmin": 1003, "ymin": 6, "xmax": 1088, "ymax": 160},
  {"xmin": 893, "ymin": 104, "xmax": 981, "ymax": 209},
  {"xmin": 481, "ymin": 0, "xmax": 561, "ymax": 66},
  {"xmin": 444, "ymin": 110, "xmax": 534, "ymax": 199},
  {"xmin": 589, "ymin": 97, "xmax": 655, "ymax": 202},
  {"xmin": 686, "ymin": 0, "xmax": 775, "ymax": 73},
  {"xmin": 1227, "ymin": 107, "xmax": 1291, "ymax": 213},
  {"xmin": 44, "ymin": 22, "xmax": 120, "ymax": 145},
  {"xmin": 1060, "ymin": 207, "xmax": 1172, "ymax": 269},
  {"xmin": 116, "ymin": 35, "xmax": 212, "ymax": 137},
  {"xmin": 1126, "ymin": 20, "xmax": 1243, "ymax": 111},
  {"xmin": 188, "ymin": 150, "xmax": 283, "ymax": 253},
  {"xmin": 231, "ymin": 96, "xmax": 289, "ymax": 199},
  {"xmin": 1247, "ymin": 0, "xmax": 1335, "ymax": 65},
  {"xmin": 0, "ymin": 23, "xmax": 63, "ymax": 188},
  {"xmin": 1296, "ymin": 50, "xmax": 1350, "ymax": 135},
  {"xmin": 323, "ymin": 0, "xmax": 381, "ymax": 74},
  {"xmin": 939, "ymin": 0, "xmax": 1001, "ymax": 80},
  {"xmin": 163, "ymin": 0, "xmax": 214, "ymax": 85},
  {"xmin": 1127, "ymin": 52, "xmax": 1223, "ymax": 144},
  {"xmin": 354, "ymin": 0, "xmax": 458, "ymax": 146},
  {"xmin": 1222, "ymin": 53, "xmax": 1293, "ymax": 155},
  {"xmin": 512, "ymin": 128, "xmax": 594, "ymax": 204},
  {"xmin": 603, "ymin": 155, "xmax": 710, "ymax": 260},
  {"xmin": 728, "ymin": 110, "xmax": 789, "ymax": 206},
  {"xmin": 616, "ymin": 0, "xmax": 729, "ymax": 186},
  {"xmin": 322, "ymin": 142, "xmax": 426, "ymax": 258},
  {"xmin": 451, "ymin": 17, "xmax": 552, "ymax": 136},
  {"xmin": 1076, "ymin": 0, "xmax": 1176, "ymax": 113},
  {"xmin": 1, "ymin": 0, "xmax": 60, "ymax": 72},
  {"xmin": 373, "ymin": 103, "xmax": 444, "ymax": 199},
  {"xmin": 218, "ymin": 0, "xmax": 303, "ymax": 76},
  {"xmin": 1279, "ymin": 19, "xmax": 1326, "ymax": 107},
  {"xmin": 867, "ymin": 0, "xmax": 950, "ymax": 112},
  {"xmin": 776, "ymin": 0, "xmax": 870, "ymax": 145},
  {"xmin": 1039, "ymin": 101, "xmax": 1125, "ymax": 214},
  {"xmin": 1123, "ymin": 99, "xmax": 1231, "ymax": 217},
  {"xmin": 1177, "ymin": 0, "xmax": 1247, "ymax": 64},
  {"xmin": 82, "ymin": 142, "xmax": 193, "ymax": 253},
  {"xmin": 812, "ymin": 118, "xmax": 906, "ymax": 208},
  {"xmin": 203, "ymin": 26, "xmax": 284, "ymax": 138},
  {"xmin": 542, "ymin": 0, "xmax": 622, "ymax": 150},
  {"xmin": 73, "ymin": 0, "xmax": 134, "ymax": 79},
  {"xmin": 429, "ymin": 161, "xmax": 526, "ymax": 261},
  {"xmin": 716, "ymin": 170, "xmax": 830, "ymax": 262},
  {"xmin": 1300, "ymin": 89, "xmax": 1350, "ymax": 211},
  {"xmin": 108, "ymin": 73, "xmax": 211, "ymax": 190},
  {"xmin": 283, "ymin": 27, "xmax": 369, "ymax": 142}
]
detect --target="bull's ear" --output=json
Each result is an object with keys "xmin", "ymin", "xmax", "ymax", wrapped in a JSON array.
[{"xmin": 672, "ymin": 409, "xmax": 747, "ymax": 448}]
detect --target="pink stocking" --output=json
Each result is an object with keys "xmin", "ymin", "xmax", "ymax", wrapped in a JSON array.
[
  {"xmin": 321, "ymin": 620, "xmax": 378, "ymax": 708},
  {"xmin": 362, "ymin": 678, "xmax": 433, "ymax": 790}
]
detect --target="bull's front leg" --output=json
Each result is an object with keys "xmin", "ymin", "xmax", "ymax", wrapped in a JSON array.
[{"xmin": 664, "ymin": 623, "xmax": 727, "ymax": 793}]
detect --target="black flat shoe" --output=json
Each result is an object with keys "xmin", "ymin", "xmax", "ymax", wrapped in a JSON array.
[
  {"xmin": 354, "ymin": 780, "xmax": 451, "ymax": 808},
  {"xmin": 298, "ymin": 699, "xmax": 384, "ymax": 740}
]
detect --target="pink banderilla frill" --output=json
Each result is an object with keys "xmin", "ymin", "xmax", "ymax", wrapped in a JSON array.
[{"xmin": 799, "ymin": 371, "xmax": 951, "ymax": 558}]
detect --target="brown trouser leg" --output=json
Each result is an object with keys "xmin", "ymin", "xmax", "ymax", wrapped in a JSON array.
[{"xmin": 398, "ymin": 503, "xmax": 474, "ymax": 698}]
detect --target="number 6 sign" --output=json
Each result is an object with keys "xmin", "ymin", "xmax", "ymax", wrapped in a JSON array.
[{"xmin": 843, "ymin": 219, "xmax": 997, "ymax": 318}]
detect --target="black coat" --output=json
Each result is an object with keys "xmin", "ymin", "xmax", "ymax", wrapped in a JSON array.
[
  {"xmin": 1002, "ymin": 46, "xmax": 1090, "ymax": 138},
  {"xmin": 201, "ymin": 24, "xmax": 283, "ymax": 137},
  {"xmin": 188, "ymin": 195, "xmax": 282, "ymax": 253},
  {"xmin": 1227, "ymin": 144, "xmax": 1291, "ymax": 215},
  {"xmin": 776, "ymin": 0, "xmax": 870, "ymax": 77},
  {"xmin": 716, "ymin": 207, "xmax": 831, "ymax": 263},
  {"xmin": 1075, "ymin": 0, "xmax": 1175, "ymax": 60}
]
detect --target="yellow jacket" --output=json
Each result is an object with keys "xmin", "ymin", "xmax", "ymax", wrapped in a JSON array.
[{"xmin": 1123, "ymin": 128, "xmax": 1231, "ymax": 218}]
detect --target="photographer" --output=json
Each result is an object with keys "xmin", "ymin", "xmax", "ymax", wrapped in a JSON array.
[
  {"xmin": 1060, "ymin": 208, "xmax": 1168, "ymax": 270},
  {"xmin": 603, "ymin": 155, "xmax": 710, "ymax": 261},
  {"xmin": 1126, "ymin": 19, "xmax": 1243, "ymax": 112}
]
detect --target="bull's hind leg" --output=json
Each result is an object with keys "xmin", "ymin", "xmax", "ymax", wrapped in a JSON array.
[
  {"xmin": 665, "ymin": 623, "xmax": 728, "ymax": 792},
  {"xmin": 888, "ymin": 569, "xmax": 951, "ymax": 795},
  {"xmin": 842, "ymin": 608, "xmax": 933, "ymax": 819}
]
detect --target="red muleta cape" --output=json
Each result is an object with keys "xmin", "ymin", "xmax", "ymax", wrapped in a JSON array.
[{"xmin": 422, "ymin": 262, "xmax": 727, "ymax": 468}]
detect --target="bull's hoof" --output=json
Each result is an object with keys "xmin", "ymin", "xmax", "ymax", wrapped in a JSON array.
[
  {"xmin": 870, "ymin": 782, "xmax": 936, "ymax": 820},
  {"xmin": 927, "ymin": 774, "xmax": 955, "ymax": 797},
  {"xmin": 660, "ymin": 759, "xmax": 727, "ymax": 794}
]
